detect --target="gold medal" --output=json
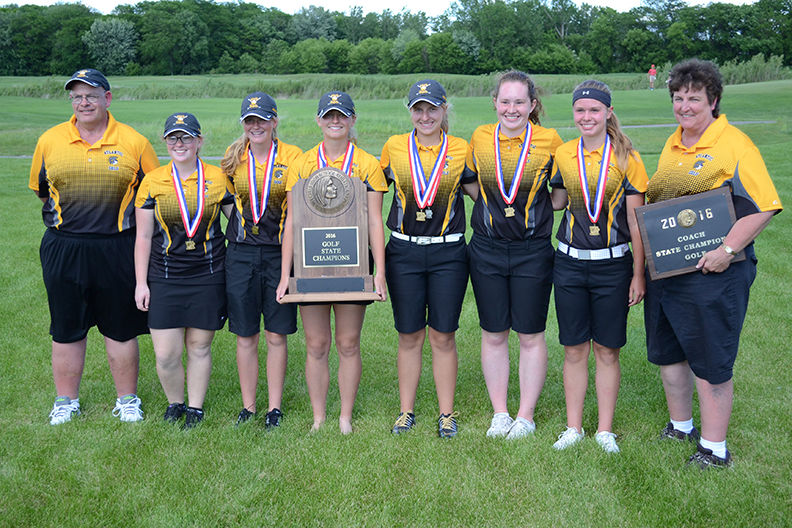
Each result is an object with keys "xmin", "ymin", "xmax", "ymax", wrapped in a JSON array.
[
  {"xmin": 251, "ymin": 225, "xmax": 260, "ymax": 235},
  {"xmin": 504, "ymin": 206, "xmax": 515, "ymax": 218},
  {"xmin": 589, "ymin": 225, "xmax": 600, "ymax": 236},
  {"xmin": 677, "ymin": 209, "xmax": 697, "ymax": 228},
  {"xmin": 186, "ymin": 239, "xmax": 196, "ymax": 250},
  {"xmin": 416, "ymin": 211, "xmax": 427, "ymax": 222}
]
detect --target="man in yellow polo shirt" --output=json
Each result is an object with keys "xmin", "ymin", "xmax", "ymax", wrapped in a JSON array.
[{"xmin": 29, "ymin": 68, "xmax": 160, "ymax": 425}]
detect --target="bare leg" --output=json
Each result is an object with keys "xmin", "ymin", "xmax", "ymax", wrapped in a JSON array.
[
  {"xmin": 151, "ymin": 328, "xmax": 186, "ymax": 404},
  {"xmin": 236, "ymin": 333, "xmax": 260, "ymax": 412},
  {"xmin": 397, "ymin": 329, "xmax": 426, "ymax": 413},
  {"xmin": 52, "ymin": 338, "xmax": 87, "ymax": 399},
  {"xmin": 515, "ymin": 331, "xmax": 548, "ymax": 422},
  {"xmin": 184, "ymin": 328, "xmax": 215, "ymax": 409},
  {"xmin": 592, "ymin": 342, "xmax": 621, "ymax": 433},
  {"xmin": 264, "ymin": 330, "xmax": 288, "ymax": 411},
  {"xmin": 333, "ymin": 304, "xmax": 366, "ymax": 434},
  {"xmin": 660, "ymin": 361, "xmax": 695, "ymax": 422},
  {"xmin": 428, "ymin": 328, "xmax": 457, "ymax": 416},
  {"xmin": 300, "ymin": 304, "xmax": 332, "ymax": 431},
  {"xmin": 481, "ymin": 329, "xmax": 510, "ymax": 414},
  {"xmin": 561, "ymin": 341, "xmax": 590, "ymax": 432},
  {"xmin": 695, "ymin": 376, "xmax": 733, "ymax": 443},
  {"xmin": 104, "ymin": 336, "xmax": 140, "ymax": 397}
]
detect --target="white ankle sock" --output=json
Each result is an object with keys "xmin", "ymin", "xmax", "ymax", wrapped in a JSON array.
[
  {"xmin": 700, "ymin": 438, "xmax": 727, "ymax": 458},
  {"xmin": 671, "ymin": 418, "xmax": 694, "ymax": 433}
]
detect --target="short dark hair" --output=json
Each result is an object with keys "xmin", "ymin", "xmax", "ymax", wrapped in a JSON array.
[{"xmin": 667, "ymin": 58, "xmax": 723, "ymax": 118}]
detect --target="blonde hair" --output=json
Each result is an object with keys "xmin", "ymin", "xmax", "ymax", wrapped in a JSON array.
[
  {"xmin": 574, "ymin": 79, "xmax": 635, "ymax": 170},
  {"xmin": 493, "ymin": 70, "xmax": 544, "ymax": 126},
  {"xmin": 221, "ymin": 124, "xmax": 280, "ymax": 177}
]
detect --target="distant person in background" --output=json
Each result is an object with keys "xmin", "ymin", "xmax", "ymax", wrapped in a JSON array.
[
  {"xmin": 134, "ymin": 112, "xmax": 234, "ymax": 429},
  {"xmin": 222, "ymin": 93, "xmax": 303, "ymax": 428},
  {"xmin": 462, "ymin": 70, "xmax": 562, "ymax": 440},
  {"xmin": 648, "ymin": 64, "xmax": 657, "ymax": 90},
  {"xmin": 645, "ymin": 58, "xmax": 782, "ymax": 468},
  {"xmin": 277, "ymin": 91, "xmax": 387, "ymax": 434},
  {"xmin": 380, "ymin": 80, "xmax": 469, "ymax": 439},
  {"xmin": 30, "ymin": 68, "xmax": 159, "ymax": 425},
  {"xmin": 549, "ymin": 80, "xmax": 647, "ymax": 454}
]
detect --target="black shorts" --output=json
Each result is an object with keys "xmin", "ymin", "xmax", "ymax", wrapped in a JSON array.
[
  {"xmin": 467, "ymin": 233, "xmax": 553, "ymax": 334},
  {"xmin": 40, "ymin": 228, "xmax": 148, "ymax": 343},
  {"xmin": 553, "ymin": 250, "xmax": 633, "ymax": 348},
  {"xmin": 385, "ymin": 235, "xmax": 468, "ymax": 334},
  {"xmin": 644, "ymin": 247, "xmax": 757, "ymax": 384},
  {"xmin": 148, "ymin": 280, "xmax": 227, "ymax": 331},
  {"xmin": 226, "ymin": 242, "xmax": 297, "ymax": 337}
]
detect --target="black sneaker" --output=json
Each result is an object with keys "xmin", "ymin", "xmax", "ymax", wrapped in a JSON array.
[
  {"xmin": 687, "ymin": 443, "xmax": 732, "ymax": 469},
  {"xmin": 236, "ymin": 408, "xmax": 255, "ymax": 426},
  {"xmin": 265, "ymin": 408, "xmax": 283, "ymax": 428},
  {"xmin": 438, "ymin": 412, "xmax": 459, "ymax": 439},
  {"xmin": 163, "ymin": 402, "xmax": 186, "ymax": 424},
  {"xmin": 183, "ymin": 407, "xmax": 204, "ymax": 430},
  {"xmin": 660, "ymin": 422, "xmax": 700, "ymax": 442},
  {"xmin": 391, "ymin": 412, "xmax": 415, "ymax": 434}
]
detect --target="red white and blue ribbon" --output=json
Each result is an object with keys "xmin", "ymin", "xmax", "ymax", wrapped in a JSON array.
[
  {"xmin": 317, "ymin": 141, "xmax": 355, "ymax": 176},
  {"xmin": 408, "ymin": 130, "xmax": 447, "ymax": 210},
  {"xmin": 493, "ymin": 122, "xmax": 532, "ymax": 205},
  {"xmin": 171, "ymin": 158, "xmax": 205, "ymax": 240},
  {"xmin": 247, "ymin": 142, "xmax": 276, "ymax": 225},
  {"xmin": 576, "ymin": 135, "xmax": 612, "ymax": 224}
]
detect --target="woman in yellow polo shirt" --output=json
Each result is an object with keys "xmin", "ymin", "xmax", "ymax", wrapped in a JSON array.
[{"xmin": 276, "ymin": 91, "xmax": 387, "ymax": 434}]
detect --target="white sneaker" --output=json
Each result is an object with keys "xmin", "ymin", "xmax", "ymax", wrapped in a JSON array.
[
  {"xmin": 486, "ymin": 413, "xmax": 514, "ymax": 438},
  {"xmin": 506, "ymin": 417, "xmax": 536, "ymax": 440},
  {"xmin": 49, "ymin": 397, "xmax": 80, "ymax": 425},
  {"xmin": 112, "ymin": 395, "xmax": 144, "ymax": 422},
  {"xmin": 553, "ymin": 426, "xmax": 584, "ymax": 450},
  {"xmin": 595, "ymin": 431, "xmax": 620, "ymax": 453}
]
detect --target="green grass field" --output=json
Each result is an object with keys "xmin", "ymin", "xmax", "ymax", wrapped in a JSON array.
[{"xmin": 1, "ymin": 78, "xmax": 791, "ymax": 527}]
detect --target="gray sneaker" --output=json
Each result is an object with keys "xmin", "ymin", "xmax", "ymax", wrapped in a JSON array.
[
  {"xmin": 486, "ymin": 413, "xmax": 514, "ymax": 438},
  {"xmin": 49, "ymin": 396, "xmax": 80, "ymax": 425}
]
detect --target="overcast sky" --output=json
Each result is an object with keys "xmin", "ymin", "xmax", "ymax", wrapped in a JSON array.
[{"xmin": 13, "ymin": 0, "xmax": 755, "ymax": 17}]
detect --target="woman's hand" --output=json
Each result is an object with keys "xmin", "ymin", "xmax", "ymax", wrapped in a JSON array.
[
  {"xmin": 374, "ymin": 272, "xmax": 387, "ymax": 301},
  {"xmin": 135, "ymin": 283, "xmax": 150, "ymax": 311},
  {"xmin": 628, "ymin": 272, "xmax": 645, "ymax": 306},
  {"xmin": 275, "ymin": 277, "xmax": 289, "ymax": 303}
]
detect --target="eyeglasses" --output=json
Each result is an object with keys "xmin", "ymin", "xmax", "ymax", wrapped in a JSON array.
[
  {"xmin": 165, "ymin": 135, "xmax": 196, "ymax": 145},
  {"xmin": 69, "ymin": 94, "xmax": 101, "ymax": 104}
]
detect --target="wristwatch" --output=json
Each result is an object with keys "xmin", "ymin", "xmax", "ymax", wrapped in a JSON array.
[{"xmin": 722, "ymin": 244, "xmax": 736, "ymax": 256}]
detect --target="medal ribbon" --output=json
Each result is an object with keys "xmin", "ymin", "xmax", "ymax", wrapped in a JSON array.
[
  {"xmin": 247, "ymin": 143, "xmax": 276, "ymax": 225},
  {"xmin": 408, "ymin": 130, "xmax": 447, "ymax": 209},
  {"xmin": 494, "ymin": 123, "xmax": 532, "ymax": 205},
  {"xmin": 576, "ymin": 135, "xmax": 612, "ymax": 224},
  {"xmin": 317, "ymin": 141, "xmax": 355, "ymax": 176},
  {"xmin": 171, "ymin": 159, "xmax": 205, "ymax": 240}
]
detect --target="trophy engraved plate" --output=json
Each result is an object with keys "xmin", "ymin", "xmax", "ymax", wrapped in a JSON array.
[
  {"xmin": 280, "ymin": 167, "xmax": 380, "ymax": 303},
  {"xmin": 636, "ymin": 187, "xmax": 744, "ymax": 280}
]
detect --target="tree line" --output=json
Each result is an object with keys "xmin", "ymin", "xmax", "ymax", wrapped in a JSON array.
[{"xmin": 1, "ymin": 0, "xmax": 790, "ymax": 77}]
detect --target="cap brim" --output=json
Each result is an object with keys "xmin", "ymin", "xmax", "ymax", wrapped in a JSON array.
[
  {"xmin": 318, "ymin": 107, "xmax": 354, "ymax": 118},
  {"xmin": 163, "ymin": 127, "xmax": 200, "ymax": 138},
  {"xmin": 65, "ymin": 79, "xmax": 101, "ymax": 90},
  {"xmin": 408, "ymin": 97, "xmax": 444, "ymax": 108},
  {"xmin": 240, "ymin": 111, "xmax": 275, "ymax": 122}
]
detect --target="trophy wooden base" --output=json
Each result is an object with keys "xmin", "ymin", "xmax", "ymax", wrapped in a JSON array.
[{"xmin": 279, "ymin": 275, "xmax": 381, "ymax": 303}]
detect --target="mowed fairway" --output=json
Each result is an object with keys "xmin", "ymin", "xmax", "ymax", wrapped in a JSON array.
[{"xmin": 0, "ymin": 79, "xmax": 790, "ymax": 527}]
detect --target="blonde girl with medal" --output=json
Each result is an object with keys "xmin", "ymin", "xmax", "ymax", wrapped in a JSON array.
[
  {"xmin": 276, "ymin": 91, "xmax": 388, "ymax": 434},
  {"xmin": 548, "ymin": 80, "xmax": 647, "ymax": 452},
  {"xmin": 221, "ymin": 93, "xmax": 303, "ymax": 427},
  {"xmin": 380, "ymin": 80, "xmax": 469, "ymax": 438},
  {"xmin": 134, "ymin": 113, "xmax": 235, "ymax": 429},
  {"xmin": 461, "ymin": 70, "xmax": 563, "ymax": 439}
]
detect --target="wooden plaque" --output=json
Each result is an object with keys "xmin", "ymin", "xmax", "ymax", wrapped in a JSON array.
[
  {"xmin": 636, "ymin": 187, "xmax": 744, "ymax": 280},
  {"xmin": 280, "ymin": 167, "xmax": 380, "ymax": 303}
]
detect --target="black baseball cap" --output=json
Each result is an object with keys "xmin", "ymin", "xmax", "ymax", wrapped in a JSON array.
[
  {"xmin": 163, "ymin": 113, "xmax": 201, "ymax": 137},
  {"xmin": 65, "ymin": 68, "xmax": 110, "ymax": 91},
  {"xmin": 317, "ymin": 91, "xmax": 355, "ymax": 118},
  {"xmin": 408, "ymin": 79, "xmax": 447, "ymax": 108},
  {"xmin": 240, "ymin": 92, "xmax": 277, "ymax": 121}
]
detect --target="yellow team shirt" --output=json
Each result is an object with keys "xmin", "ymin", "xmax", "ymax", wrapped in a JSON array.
[
  {"xmin": 462, "ymin": 122, "xmax": 563, "ymax": 241},
  {"xmin": 29, "ymin": 112, "xmax": 159, "ymax": 234},
  {"xmin": 225, "ymin": 140, "xmax": 303, "ymax": 245},
  {"xmin": 647, "ymin": 115, "xmax": 782, "ymax": 218},
  {"xmin": 136, "ymin": 160, "xmax": 234, "ymax": 282},
  {"xmin": 285, "ymin": 142, "xmax": 388, "ymax": 192},
  {"xmin": 551, "ymin": 139, "xmax": 648, "ymax": 249},
  {"xmin": 380, "ymin": 132, "xmax": 468, "ymax": 236}
]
